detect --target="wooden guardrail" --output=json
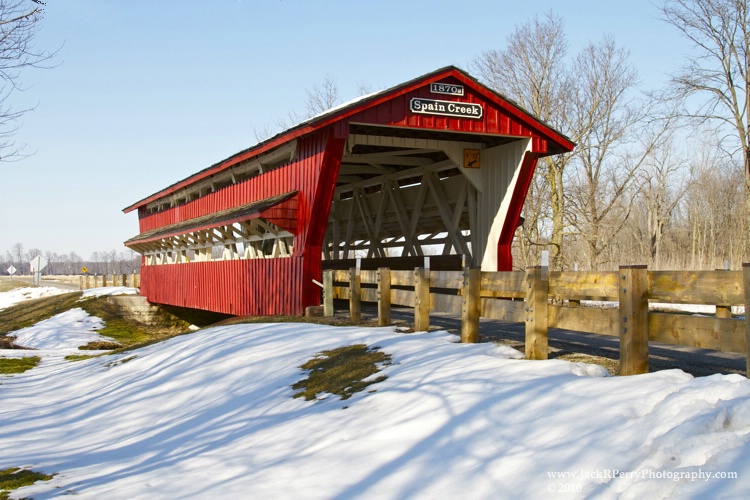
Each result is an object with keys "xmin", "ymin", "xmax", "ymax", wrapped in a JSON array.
[
  {"xmin": 323, "ymin": 263, "xmax": 750, "ymax": 376},
  {"xmin": 79, "ymin": 273, "xmax": 140, "ymax": 290}
]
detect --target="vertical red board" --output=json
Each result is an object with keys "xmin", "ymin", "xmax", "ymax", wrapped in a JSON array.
[{"xmin": 497, "ymin": 151, "xmax": 540, "ymax": 271}]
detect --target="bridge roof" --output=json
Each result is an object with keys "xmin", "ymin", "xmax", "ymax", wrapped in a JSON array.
[{"xmin": 123, "ymin": 66, "xmax": 574, "ymax": 214}]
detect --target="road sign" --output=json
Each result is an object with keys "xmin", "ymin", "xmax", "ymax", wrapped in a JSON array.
[
  {"xmin": 30, "ymin": 256, "xmax": 48, "ymax": 272},
  {"xmin": 7, "ymin": 265, "xmax": 16, "ymax": 275},
  {"xmin": 30, "ymin": 256, "xmax": 48, "ymax": 287},
  {"xmin": 82, "ymin": 266, "xmax": 88, "ymax": 274}
]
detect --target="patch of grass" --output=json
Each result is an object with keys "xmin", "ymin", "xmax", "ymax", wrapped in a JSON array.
[
  {"xmin": 0, "ymin": 292, "xmax": 82, "ymax": 336},
  {"xmin": 0, "ymin": 337, "xmax": 19, "ymax": 349},
  {"xmin": 0, "ymin": 467, "xmax": 54, "ymax": 499},
  {"xmin": 78, "ymin": 340, "xmax": 123, "ymax": 350},
  {"xmin": 78, "ymin": 298, "xmax": 193, "ymax": 350},
  {"xmin": 64, "ymin": 354, "xmax": 98, "ymax": 362},
  {"xmin": 0, "ymin": 291, "xmax": 197, "ymax": 357},
  {"xmin": 104, "ymin": 355, "xmax": 138, "ymax": 367},
  {"xmin": 0, "ymin": 280, "xmax": 28, "ymax": 293},
  {"xmin": 0, "ymin": 356, "xmax": 41, "ymax": 375},
  {"xmin": 556, "ymin": 352, "xmax": 618, "ymax": 376},
  {"xmin": 293, "ymin": 344, "xmax": 392, "ymax": 401}
]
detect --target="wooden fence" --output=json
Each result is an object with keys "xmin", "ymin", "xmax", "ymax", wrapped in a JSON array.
[
  {"xmin": 79, "ymin": 273, "xmax": 140, "ymax": 290},
  {"xmin": 324, "ymin": 263, "xmax": 750, "ymax": 376}
]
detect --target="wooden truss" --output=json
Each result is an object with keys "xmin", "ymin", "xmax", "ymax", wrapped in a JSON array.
[
  {"xmin": 129, "ymin": 217, "xmax": 294, "ymax": 266},
  {"xmin": 324, "ymin": 133, "xmax": 483, "ymax": 263}
]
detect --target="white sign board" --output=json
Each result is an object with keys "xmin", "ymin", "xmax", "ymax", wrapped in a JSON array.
[
  {"xmin": 30, "ymin": 255, "xmax": 48, "ymax": 272},
  {"xmin": 410, "ymin": 97, "xmax": 483, "ymax": 119},
  {"xmin": 430, "ymin": 82, "xmax": 464, "ymax": 96},
  {"xmin": 7, "ymin": 265, "xmax": 16, "ymax": 275}
]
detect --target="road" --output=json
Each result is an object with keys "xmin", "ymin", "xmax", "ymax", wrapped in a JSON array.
[{"xmin": 349, "ymin": 302, "xmax": 746, "ymax": 378}]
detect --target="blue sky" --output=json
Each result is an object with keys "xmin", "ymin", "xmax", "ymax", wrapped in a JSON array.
[{"xmin": 1, "ymin": 0, "xmax": 689, "ymax": 258}]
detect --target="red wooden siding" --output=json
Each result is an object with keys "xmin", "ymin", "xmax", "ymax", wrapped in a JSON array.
[
  {"xmin": 140, "ymin": 257, "xmax": 306, "ymax": 316},
  {"xmin": 137, "ymin": 128, "xmax": 344, "ymax": 315},
  {"xmin": 349, "ymin": 81, "xmax": 529, "ymax": 136}
]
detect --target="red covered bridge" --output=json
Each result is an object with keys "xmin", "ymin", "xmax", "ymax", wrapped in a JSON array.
[{"xmin": 123, "ymin": 66, "xmax": 574, "ymax": 316}]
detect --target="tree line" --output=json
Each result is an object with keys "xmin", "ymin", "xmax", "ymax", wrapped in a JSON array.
[
  {"xmin": 2, "ymin": 243, "xmax": 141, "ymax": 276},
  {"xmin": 471, "ymin": 1, "xmax": 750, "ymax": 271}
]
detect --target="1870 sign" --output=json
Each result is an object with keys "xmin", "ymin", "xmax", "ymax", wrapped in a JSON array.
[
  {"xmin": 430, "ymin": 82, "xmax": 464, "ymax": 96},
  {"xmin": 410, "ymin": 98, "xmax": 483, "ymax": 119}
]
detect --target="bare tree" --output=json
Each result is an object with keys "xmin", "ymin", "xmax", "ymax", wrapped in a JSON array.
[
  {"xmin": 356, "ymin": 81, "xmax": 374, "ymax": 96},
  {"xmin": 254, "ymin": 76, "xmax": 342, "ymax": 142},
  {"xmin": 660, "ymin": 0, "xmax": 750, "ymax": 257},
  {"xmin": 68, "ymin": 251, "xmax": 82, "ymax": 274},
  {"xmin": 680, "ymin": 135, "xmax": 747, "ymax": 268},
  {"xmin": 10, "ymin": 241, "xmax": 23, "ymax": 270},
  {"xmin": 472, "ymin": 12, "xmax": 573, "ymax": 269},
  {"xmin": 304, "ymin": 75, "xmax": 340, "ymax": 118},
  {"xmin": 0, "ymin": 0, "xmax": 51, "ymax": 160},
  {"xmin": 43, "ymin": 249, "xmax": 56, "ymax": 274},
  {"xmin": 251, "ymin": 122, "xmax": 280, "ymax": 143},
  {"xmin": 565, "ymin": 39, "xmax": 668, "ymax": 270},
  {"xmin": 638, "ymin": 137, "xmax": 693, "ymax": 267}
]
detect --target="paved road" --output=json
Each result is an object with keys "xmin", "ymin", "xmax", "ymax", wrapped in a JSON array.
[
  {"xmin": 347, "ymin": 302, "xmax": 746, "ymax": 378},
  {"xmin": 0, "ymin": 275, "xmax": 80, "ymax": 291}
]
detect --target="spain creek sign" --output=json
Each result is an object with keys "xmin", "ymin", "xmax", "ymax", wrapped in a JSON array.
[{"xmin": 410, "ymin": 97, "xmax": 483, "ymax": 119}]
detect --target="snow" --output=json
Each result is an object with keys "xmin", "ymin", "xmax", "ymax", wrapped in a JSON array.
[
  {"xmin": 0, "ymin": 286, "xmax": 130, "ymax": 351},
  {"xmin": 0, "ymin": 286, "xmax": 71, "ymax": 311},
  {"xmin": 583, "ymin": 300, "xmax": 745, "ymax": 317},
  {"xmin": 2, "ymin": 314, "xmax": 749, "ymax": 499},
  {"xmin": 5, "ymin": 308, "xmax": 115, "ymax": 350},
  {"xmin": 80, "ymin": 286, "xmax": 138, "ymax": 298}
]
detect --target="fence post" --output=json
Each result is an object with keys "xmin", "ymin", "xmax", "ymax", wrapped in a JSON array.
[
  {"xmin": 102, "ymin": 275, "xmax": 108, "ymax": 287},
  {"xmin": 619, "ymin": 265, "xmax": 649, "ymax": 376},
  {"xmin": 79, "ymin": 276, "xmax": 83, "ymax": 291},
  {"xmin": 743, "ymin": 263, "xmax": 750, "ymax": 378},
  {"xmin": 377, "ymin": 267, "xmax": 391, "ymax": 326},
  {"xmin": 349, "ymin": 267, "xmax": 361, "ymax": 323},
  {"xmin": 414, "ymin": 267, "xmax": 430, "ymax": 332},
  {"xmin": 461, "ymin": 267, "xmax": 480, "ymax": 343},
  {"xmin": 323, "ymin": 270, "xmax": 334, "ymax": 318},
  {"xmin": 121, "ymin": 274, "xmax": 127, "ymax": 287},
  {"xmin": 525, "ymin": 266, "xmax": 549, "ymax": 359},
  {"xmin": 85, "ymin": 275, "xmax": 91, "ymax": 289},
  {"xmin": 133, "ymin": 273, "xmax": 140, "ymax": 288}
]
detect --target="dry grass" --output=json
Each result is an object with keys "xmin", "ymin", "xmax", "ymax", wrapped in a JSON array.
[
  {"xmin": 555, "ymin": 352, "xmax": 619, "ymax": 375},
  {"xmin": 0, "ymin": 356, "xmax": 41, "ymax": 375},
  {"xmin": 0, "ymin": 280, "xmax": 27, "ymax": 293},
  {"xmin": 0, "ymin": 467, "xmax": 54, "ymax": 499},
  {"xmin": 293, "ymin": 344, "xmax": 392, "ymax": 401}
]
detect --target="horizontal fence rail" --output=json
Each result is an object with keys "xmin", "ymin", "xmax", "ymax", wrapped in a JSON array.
[{"xmin": 324, "ymin": 263, "xmax": 750, "ymax": 377}]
